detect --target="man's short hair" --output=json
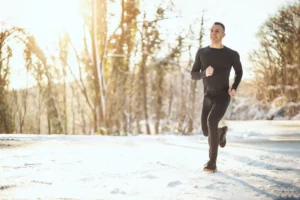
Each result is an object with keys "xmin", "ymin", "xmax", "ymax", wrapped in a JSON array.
[{"xmin": 214, "ymin": 22, "xmax": 225, "ymax": 32}]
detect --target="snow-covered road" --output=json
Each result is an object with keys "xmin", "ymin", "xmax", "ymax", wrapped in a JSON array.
[{"xmin": 1, "ymin": 121, "xmax": 300, "ymax": 200}]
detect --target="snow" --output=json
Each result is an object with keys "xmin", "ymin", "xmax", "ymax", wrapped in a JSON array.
[
  {"xmin": 1, "ymin": 120, "xmax": 300, "ymax": 200},
  {"xmin": 226, "ymin": 96, "xmax": 300, "ymax": 120}
]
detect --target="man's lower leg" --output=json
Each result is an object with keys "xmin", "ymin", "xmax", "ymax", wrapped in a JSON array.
[{"xmin": 219, "ymin": 126, "xmax": 228, "ymax": 148}]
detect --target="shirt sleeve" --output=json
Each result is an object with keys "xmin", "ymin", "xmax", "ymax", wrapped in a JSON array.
[
  {"xmin": 191, "ymin": 49, "xmax": 206, "ymax": 80},
  {"xmin": 231, "ymin": 51, "xmax": 243, "ymax": 90}
]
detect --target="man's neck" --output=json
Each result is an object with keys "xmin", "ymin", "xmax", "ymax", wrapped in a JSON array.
[{"xmin": 210, "ymin": 43, "xmax": 224, "ymax": 49}]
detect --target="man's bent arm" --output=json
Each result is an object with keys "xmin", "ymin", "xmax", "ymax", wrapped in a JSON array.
[
  {"xmin": 231, "ymin": 51, "xmax": 243, "ymax": 90},
  {"xmin": 191, "ymin": 49, "xmax": 206, "ymax": 80}
]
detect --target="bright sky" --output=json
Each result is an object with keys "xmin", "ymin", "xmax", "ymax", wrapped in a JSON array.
[{"xmin": 0, "ymin": 0, "xmax": 296, "ymax": 89}]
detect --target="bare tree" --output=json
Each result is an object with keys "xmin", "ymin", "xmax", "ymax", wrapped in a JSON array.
[
  {"xmin": 187, "ymin": 13, "xmax": 205, "ymax": 134},
  {"xmin": 22, "ymin": 35, "xmax": 63, "ymax": 134},
  {"xmin": 0, "ymin": 27, "xmax": 24, "ymax": 133},
  {"xmin": 58, "ymin": 32, "xmax": 70, "ymax": 134},
  {"xmin": 250, "ymin": 2, "xmax": 300, "ymax": 103}
]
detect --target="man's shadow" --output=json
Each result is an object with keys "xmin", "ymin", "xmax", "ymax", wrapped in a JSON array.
[
  {"xmin": 215, "ymin": 152, "xmax": 300, "ymax": 200},
  {"xmin": 224, "ymin": 152, "xmax": 300, "ymax": 176}
]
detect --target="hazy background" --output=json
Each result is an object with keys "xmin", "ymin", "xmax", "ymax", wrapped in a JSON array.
[{"xmin": 0, "ymin": 0, "xmax": 299, "ymax": 135}]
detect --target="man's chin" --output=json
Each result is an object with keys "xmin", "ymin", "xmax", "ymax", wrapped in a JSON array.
[{"xmin": 210, "ymin": 39, "xmax": 219, "ymax": 43}]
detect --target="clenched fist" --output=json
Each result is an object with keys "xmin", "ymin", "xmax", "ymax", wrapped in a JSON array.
[
  {"xmin": 228, "ymin": 88, "xmax": 236, "ymax": 97},
  {"xmin": 206, "ymin": 66, "xmax": 214, "ymax": 77}
]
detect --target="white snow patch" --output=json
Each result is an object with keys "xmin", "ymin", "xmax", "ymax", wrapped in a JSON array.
[{"xmin": 0, "ymin": 121, "xmax": 300, "ymax": 199}]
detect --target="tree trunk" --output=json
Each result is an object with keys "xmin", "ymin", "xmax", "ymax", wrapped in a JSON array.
[
  {"xmin": 140, "ymin": 54, "xmax": 151, "ymax": 135},
  {"xmin": 155, "ymin": 69, "xmax": 163, "ymax": 135}
]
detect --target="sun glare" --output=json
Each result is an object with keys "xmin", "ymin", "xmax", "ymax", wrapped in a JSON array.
[
  {"xmin": 2, "ymin": 0, "xmax": 84, "ymax": 89},
  {"xmin": 3, "ymin": 0, "xmax": 124, "ymax": 89},
  {"xmin": 27, "ymin": 0, "xmax": 80, "ymax": 30},
  {"xmin": 22, "ymin": 0, "xmax": 81, "ymax": 47}
]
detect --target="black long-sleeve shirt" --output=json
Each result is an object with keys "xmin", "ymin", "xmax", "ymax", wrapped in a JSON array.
[{"xmin": 191, "ymin": 46, "xmax": 243, "ymax": 95}]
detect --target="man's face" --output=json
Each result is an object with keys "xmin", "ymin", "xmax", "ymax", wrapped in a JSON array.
[{"xmin": 210, "ymin": 24, "xmax": 225, "ymax": 43}]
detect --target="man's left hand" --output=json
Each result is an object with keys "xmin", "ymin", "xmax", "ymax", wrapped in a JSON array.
[{"xmin": 228, "ymin": 88, "xmax": 236, "ymax": 97}]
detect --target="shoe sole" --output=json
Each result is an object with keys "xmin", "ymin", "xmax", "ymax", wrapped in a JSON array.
[
  {"xmin": 220, "ymin": 126, "xmax": 228, "ymax": 148},
  {"xmin": 203, "ymin": 168, "xmax": 217, "ymax": 173}
]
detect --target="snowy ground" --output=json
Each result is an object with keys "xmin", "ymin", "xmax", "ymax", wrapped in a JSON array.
[{"xmin": 1, "ymin": 120, "xmax": 300, "ymax": 200}]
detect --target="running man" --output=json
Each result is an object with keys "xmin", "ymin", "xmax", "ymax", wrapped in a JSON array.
[{"xmin": 191, "ymin": 22, "xmax": 243, "ymax": 173}]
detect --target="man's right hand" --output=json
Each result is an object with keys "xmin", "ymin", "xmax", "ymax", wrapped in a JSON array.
[{"xmin": 206, "ymin": 66, "xmax": 214, "ymax": 77}]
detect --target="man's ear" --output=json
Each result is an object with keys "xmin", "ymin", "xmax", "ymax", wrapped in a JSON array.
[{"xmin": 222, "ymin": 32, "xmax": 226, "ymax": 38}]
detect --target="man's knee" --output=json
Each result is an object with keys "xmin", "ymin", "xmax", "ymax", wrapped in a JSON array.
[{"xmin": 207, "ymin": 116, "xmax": 218, "ymax": 129}]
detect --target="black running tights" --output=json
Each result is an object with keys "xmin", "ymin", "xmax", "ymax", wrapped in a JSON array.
[{"xmin": 201, "ymin": 92, "xmax": 230, "ymax": 162}]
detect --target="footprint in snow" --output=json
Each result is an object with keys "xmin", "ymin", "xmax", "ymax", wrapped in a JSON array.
[
  {"xmin": 111, "ymin": 188, "xmax": 126, "ymax": 195},
  {"xmin": 204, "ymin": 182, "xmax": 226, "ymax": 190},
  {"xmin": 143, "ymin": 174, "xmax": 157, "ymax": 179},
  {"xmin": 204, "ymin": 184, "xmax": 217, "ymax": 189},
  {"xmin": 167, "ymin": 181, "xmax": 182, "ymax": 187}
]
